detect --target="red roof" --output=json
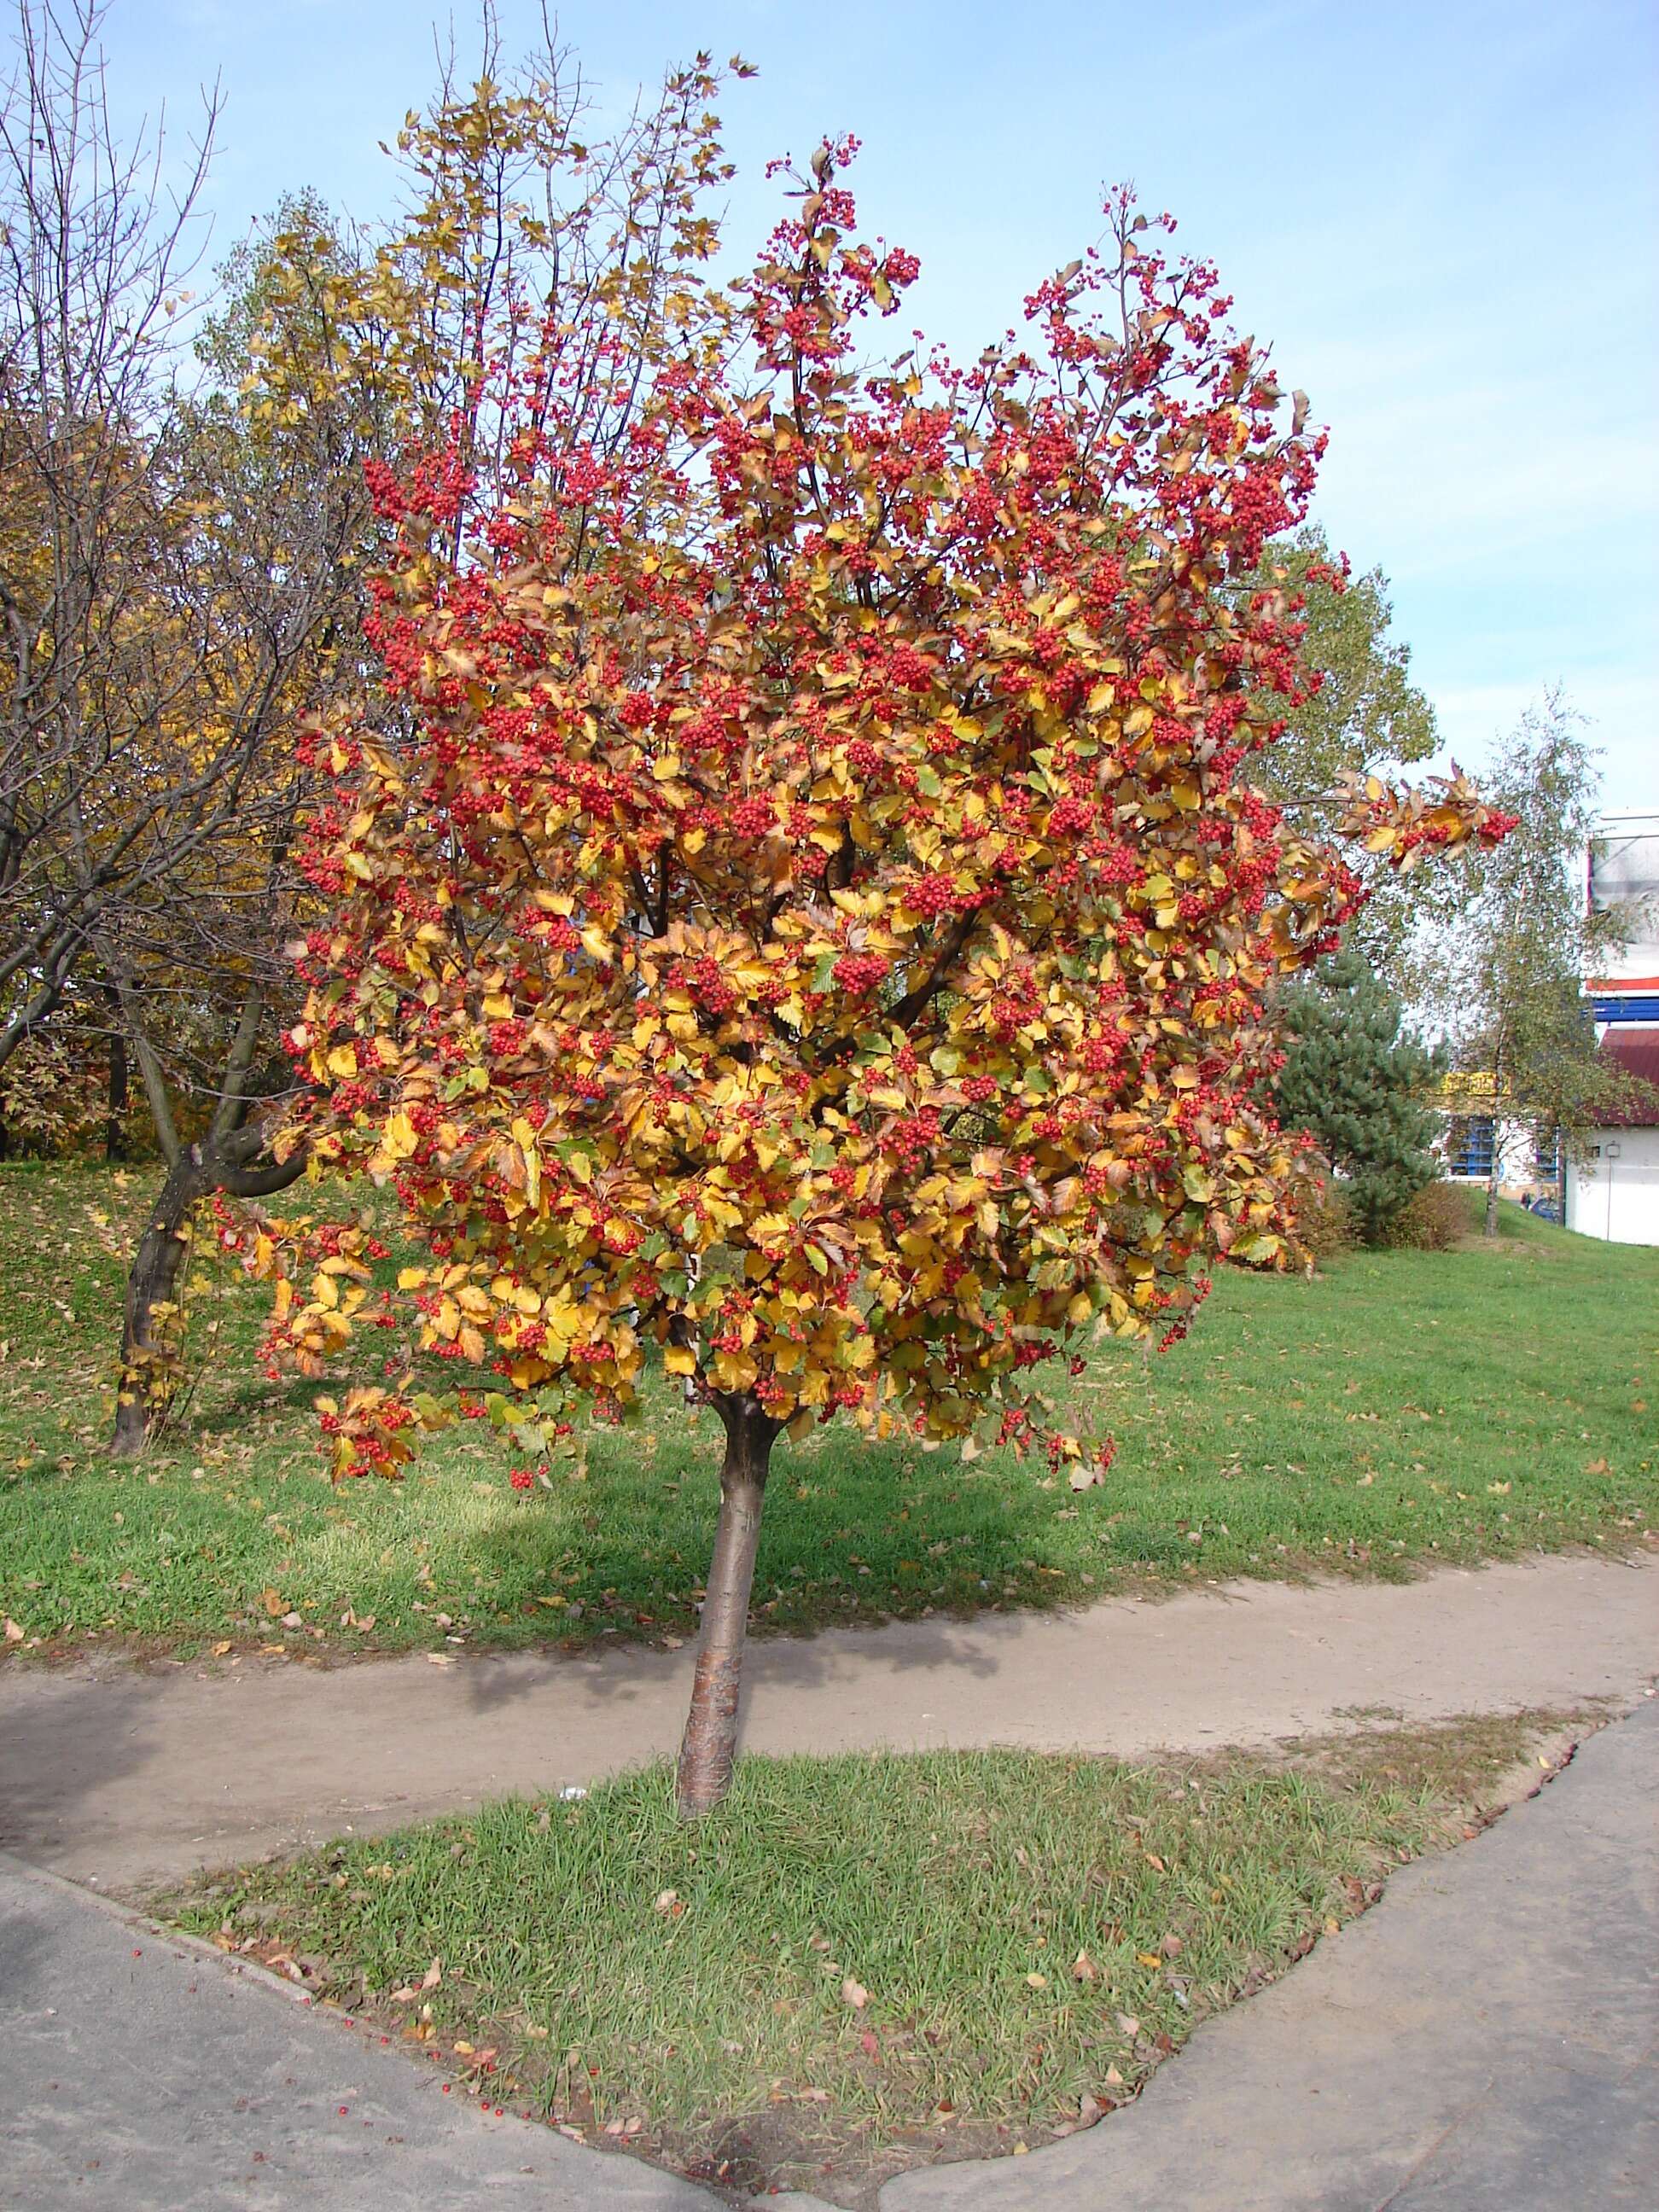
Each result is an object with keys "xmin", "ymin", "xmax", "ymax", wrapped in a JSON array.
[{"xmin": 1595, "ymin": 1027, "xmax": 1659, "ymax": 1126}]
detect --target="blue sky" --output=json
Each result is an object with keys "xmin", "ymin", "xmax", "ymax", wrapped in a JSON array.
[{"xmin": 104, "ymin": 0, "xmax": 1656, "ymax": 806}]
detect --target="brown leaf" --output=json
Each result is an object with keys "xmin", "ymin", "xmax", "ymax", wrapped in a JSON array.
[
  {"xmin": 841, "ymin": 1976, "xmax": 869, "ymax": 2010},
  {"xmin": 1072, "ymin": 1949, "xmax": 1097, "ymax": 1982}
]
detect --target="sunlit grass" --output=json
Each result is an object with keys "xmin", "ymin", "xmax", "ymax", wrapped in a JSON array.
[
  {"xmin": 167, "ymin": 1715, "xmax": 1578, "ymax": 2199},
  {"xmin": 2, "ymin": 1161, "xmax": 1654, "ymax": 1657}
]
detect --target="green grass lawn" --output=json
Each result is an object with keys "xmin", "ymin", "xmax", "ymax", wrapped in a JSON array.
[
  {"xmin": 1, "ymin": 1161, "xmax": 1654, "ymax": 1659},
  {"xmin": 166, "ymin": 1715, "xmax": 1585, "ymax": 2203}
]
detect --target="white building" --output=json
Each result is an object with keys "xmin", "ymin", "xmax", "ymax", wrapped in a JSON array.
[
  {"xmin": 1567, "ymin": 813, "xmax": 1659, "ymax": 1244},
  {"xmin": 1565, "ymin": 1028, "xmax": 1659, "ymax": 1244}
]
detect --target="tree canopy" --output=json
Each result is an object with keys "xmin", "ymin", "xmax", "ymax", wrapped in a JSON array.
[{"xmin": 1423, "ymin": 694, "xmax": 1637, "ymax": 1231}]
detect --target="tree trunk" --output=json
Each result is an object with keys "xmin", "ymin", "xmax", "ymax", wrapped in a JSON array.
[
  {"xmin": 105, "ymin": 1023, "xmax": 128, "ymax": 1162},
  {"xmin": 112, "ymin": 1154, "xmax": 203, "ymax": 1456},
  {"xmin": 1483, "ymin": 1156, "xmax": 1500, "ymax": 1237},
  {"xmin": 675, "ymin": 1399, "xmax": 778, "ymax": 1819}
]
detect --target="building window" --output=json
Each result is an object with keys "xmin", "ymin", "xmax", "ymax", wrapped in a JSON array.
[
  {"xmin": 1447, "ymin": 1115, "xmax": 1496, "ymax": 1179},
  {"xmin": 1532, "ymin": 1125, "xmax": 1562, "ymax": 1179}
]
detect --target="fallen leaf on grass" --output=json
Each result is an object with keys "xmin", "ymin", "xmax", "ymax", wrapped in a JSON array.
[
  {"xmin": 3, "ymin": 1617, "xmax": 24, "ymax": 1644},
  {"xmin": 1072, "ymin": 1950, "xmax": 1097, "ymax": 1982},
  {"xmin": 393, "ymin": 1957, "xmax": 443, "ymax": 2002},
  {"xmin": 841, "ymin": 1977, "xmax": 869, "ymax": 2010}
]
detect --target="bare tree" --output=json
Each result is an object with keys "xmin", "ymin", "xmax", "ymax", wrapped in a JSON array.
[{"xmin": 0, "ymin": 0, "xmax": 235, "ymax": 1057}]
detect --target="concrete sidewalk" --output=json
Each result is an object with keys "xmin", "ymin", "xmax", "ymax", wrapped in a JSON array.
[
  {"xmin": 2, "ymin": 1614, "xmax": 1653, "ymax": 2209},
  {"xmin": 886, "ymin": 1697, "xmax": 1659, "ymax": 2210},
  {"xmin": 0, "ymin": 1855, "xmax": 719, "ymax": 2211},
  {"xmin": 3, "ymin": 1552, "xmax": 1653, "ymax": 1895},
  {"xmin": 3, "ymin": 1703, "xmax": 1655, "ymax": 2210}
]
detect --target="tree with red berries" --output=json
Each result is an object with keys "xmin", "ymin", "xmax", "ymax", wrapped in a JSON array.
[{"xmin": 266, "ymin": 143, "xmax": 1509, "ymax": 1815}]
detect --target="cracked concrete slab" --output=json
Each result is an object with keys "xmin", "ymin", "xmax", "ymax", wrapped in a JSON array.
[{"xmin": 0, "ymin": 1854, "xmax": 725, "ymax": 2210}]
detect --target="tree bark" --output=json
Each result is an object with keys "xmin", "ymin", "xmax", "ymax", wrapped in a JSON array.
[
  {"xmin": 675, "ymin": 1398, "xmax": 778, "ymax": 1819},
  {"xmin": 1483, "ymin": 1157, "xmax": 1500, "ymax": 1237},
  {"xmin": 109, "ymin": 1122, "xmax": 307, "ymax": 1456},
  {"xmin": 111, "ymin": 1153, "xmax": 204, "ymax": 1456},
  {"xmin": 105, "ymin": 1023, "xmax": 128, "ymax": 1162}
]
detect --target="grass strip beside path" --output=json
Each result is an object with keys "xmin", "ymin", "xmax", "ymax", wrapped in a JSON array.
[
  {"xmin": 3, "ymin": 1164, "xmax": 1655, "ymax": 1660},
  {"xmin": 168, "ymin": 1715, "xmax": 1591, "ymax": 2207}
]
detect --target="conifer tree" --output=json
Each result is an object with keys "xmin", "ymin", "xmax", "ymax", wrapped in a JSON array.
[{"xmin": 1272, "ymin": 952, "xmax": 1442, "ymax": 1244}]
